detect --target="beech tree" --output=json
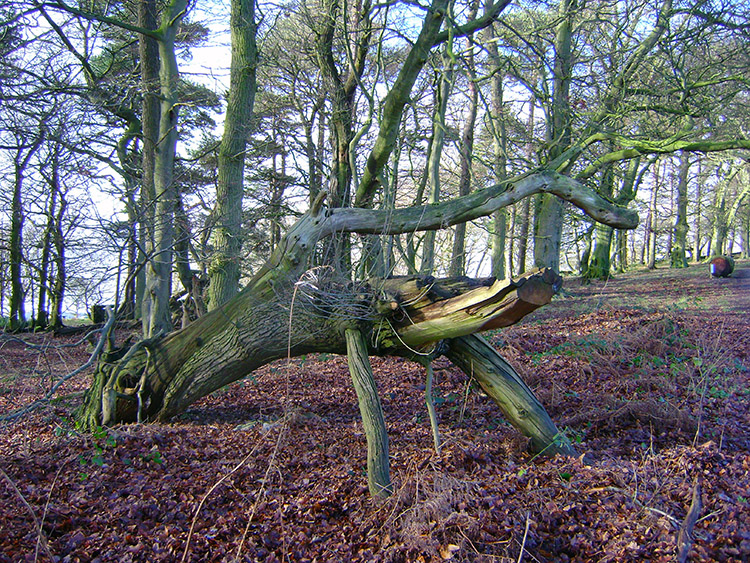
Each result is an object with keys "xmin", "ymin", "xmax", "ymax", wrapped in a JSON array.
[
  {"xmin": 69, "ymin": 0, "xmax": 649, "ymax": 499},
  {"xmin": 207, "ymin": 0, "xmax": 258, "ymax": 310},
  {"xmin": 0, "ymin": 24, "xmax": 51, "ymax": 330},
  {"xmin": 8, "ymin": 0, "xmax": 749, "ymax": 498},
  {"xmin": 485, "ymin": 0, "xmax": 750, "ymax": 278}
]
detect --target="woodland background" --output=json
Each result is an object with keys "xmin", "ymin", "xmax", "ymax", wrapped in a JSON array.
[
  {"xmin": 1, "ymin": 0, "xmax": 749, "ymax": 329},
  {"xmin": 1, "ymin": 0, "xmax": 750, "ymax": 560}
]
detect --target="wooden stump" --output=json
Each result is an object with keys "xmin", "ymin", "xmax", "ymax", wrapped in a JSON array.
[{"xmin": 709, "ymin": 256, "xmax": 734, "ymax": 278}]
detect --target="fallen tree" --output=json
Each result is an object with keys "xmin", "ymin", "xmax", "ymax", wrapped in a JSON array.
[
  {"xmin": 69, "ymin": 0, "xmax": 641, "ymax": 497},
  {"xmin": 77, "ymin": 172, "xmax": 637, "ymax": 496}
]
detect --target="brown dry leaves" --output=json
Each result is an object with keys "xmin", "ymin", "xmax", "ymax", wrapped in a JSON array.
[{"xmin": 1, "ymin": 262, "xmax": 749, "ymax": 562}]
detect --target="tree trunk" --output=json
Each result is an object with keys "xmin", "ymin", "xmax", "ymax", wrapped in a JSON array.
[
  {"xmin": 715, "ymin": 166, "xmax": 750, "ymax": 257},
  {"xmin": 582, "ymin": 156, "xmax": 643, "ymax": 281},
  {"xmin": 534, "ymin": 195, "xmax": 564, "ymax": 271},
  {"xmin": 582, "ymin": 163, "xmax": 615, "ymax": 280},
  {"xmin": 446, "ymin": 333, "xmax": 573, "ymax": 456},
  {"xmin": 450, "ymin": 6, "xmax": 479, "ymax": 277},
  {"xmin": 138, "ymin": 0, "xmax": 161, "ymax": 335},
  {"xmin": 421, "ymin": 56, "xmax": 454, "ymax": 275},
  {"xmin": 615, "ymin": 229, "xmax": 628, "ymax": 273},
  {"xmin": 647, "ymin": 159, "xmax": 662, "ymax": 269},
  {"xmin": 208, "ymin": 0, "xmax": 257, "ymax": 310},
  {"xmin": 49, "ymin": 189, "xmax": 67, "ymax": 330},
  {"xmin": 314, "ymin": 0, "xmax": 373, "ymax": 273},
  {"xmin": 78, "ymin": 164, "xmax": 636, "ymax": 491},
  {"xmin": 693, "ymin": 160, "xmax": 703, "ymax": 261},
  {"xmin": 534, "ymin": 0, "xmax": 574, "ymax": 272},
  {"xmin": 9, "ymin": 129, "xmax": 45, "ymax": 331},
  {"xmin": 516, "ymin": 97, "xmax": 536, "ymax": 276},
  {"xmin": 36, "ymin": 188, "xmax": 54, "ymax": 330},
  {"xmin": 119, "ymin": 181, "xmax": 139, "ymax": 321},
  {"xmin": 517, "ymin": 197, "xmax": 531, "ymax": 274},
  {"xmin": 486, "ymin": 10, "xmax": 508, "ymax": 279},
  {"xmin": 345, "ymin": 328, "xmax": 392, "ymax": 497},
  {"xmin": 10, "ymin": 163, "xmax": 26, "ymax": 331},
  {"xmin": 710, "ymin": 173, "xmax": 729, "ymax": 257},
  {"xmin": 141, "ymin": 0, "xmax": 188, "ymax": 338},
  {"xmin": 671, "ymin": 151, "xmax": 690, "ymax": 268}
]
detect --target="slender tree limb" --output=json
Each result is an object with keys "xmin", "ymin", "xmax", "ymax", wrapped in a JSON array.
[
  {"xmin": 577, "ymin": 138, "xmax": 750, "ymax": 180},
  {"xmin": 345, "ymin": 328, "xmax": 392, "ymax": 497},
  {"xmin": 673, "ymin": 7, "xmax": 750, "ymax": 34},
  {"xmin": 355, "ymin": 0, "xmax": 451, "ymax": 206},
  {"xmin": 338, "ymin": 170, "xmax": 638, "ymax": 239},
  {"xmin": 37, "ymin": 0, "xmax": 163, "ymax": 40},
  {"xmin": 432, "ymin": 0, "xmax": 513, "ymax": 46},
  {"xmin": 0, "ymin": 468, "xmax": 55, "ymax": 562}
]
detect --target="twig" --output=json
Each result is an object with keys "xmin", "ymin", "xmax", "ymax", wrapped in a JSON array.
[
  {"xmin": 0, "ymin": 329, "xmax": 101, "ymax": 350},
  {"xmin": 458, "ymin": 369, "xmax": 473, "ymax": 424},
  {"xmin": 235, "ymin": 271, "xmax": 307, "ymax": 560},
  {"xmin": 585, "ymin": 485, "xmax": 682, "ymax": 526},
  {"xmin": 517, "ymin": 511, "xmax": 531, "ymax": 563},
  {"xmin": 0, "ymin": 308, "xmax": 117, "ymax": 423},
  {"xmin": 423, "ymin": 361, "xmax": 442, "ymax": 455},
  {"xmin": 0, "ymin": 468, "xmax": 55, "ymax": 562},
  {"xmin": 677, "ymin": 480, "xmax": 702, "ymax": 563},
  {"xmin": 235, "ymin": 417, "xmax": 288, "ymax": 560}
]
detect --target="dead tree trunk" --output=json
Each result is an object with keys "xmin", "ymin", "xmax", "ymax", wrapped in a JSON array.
[{"xmin": 77, "ymin": 173, "xmax": 635, "ymax": 493}]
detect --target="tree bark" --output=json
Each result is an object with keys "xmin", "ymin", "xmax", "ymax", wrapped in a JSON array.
[
  {"xmin": 450, "ymin": 0, "xmax": 480, "ymax": 278},
  {"xmin": 446, "ymin": 333, "xmax": 574, "ymax": 456},
  {"xmin": 421, "ymin": 54, "xmax": 454, "ymax": 275},
  {"xmin": 144, "ymin": 0, "xmax": 186, "ymax": 337},
  {"xmin": 345, "ymin": 328, "xmax": 392, "ymax": 497},
  {"xmin": 138, "ymin": 0, "xmax": 160, "ymax": 332},
  {"xmin": 209, "ymin": 0, "xmax": 258, "ymax": 309},
  {"xmin": 9, "ymin": 128, "xmax": 45, "ymax": 331},
  {"xmin": 671, "ymin": 152, "xmax": 691, "ymax": 268},
  {"xmin": 486, "ymin": 9, "xmax": 508, "ymax": 279},
  {"xmin": 49, "ymin": 188, "xmax": 67, "ymax": 330},
  {"xmin": 533, "ymin": 0, "xmax": 574, "ymax": 272},
  {"xmin": 693, "ymin": 160, "xmax": 703, "ymax": 261},
  {"xmin": 647, "ymin": 159, "xmax": 662, "ymax": 269}
]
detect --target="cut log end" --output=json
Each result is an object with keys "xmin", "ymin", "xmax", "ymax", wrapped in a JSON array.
[{"xmin": 709, "ymin": 256, "xmax": 734, "ymax": 278}]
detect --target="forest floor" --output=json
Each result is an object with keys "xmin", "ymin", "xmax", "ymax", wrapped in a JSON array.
[{"xmin": 1, "ymin": 261, "xmax": 749, "ymax": 562}]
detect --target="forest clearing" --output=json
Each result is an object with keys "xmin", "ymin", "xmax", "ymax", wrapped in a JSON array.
[{"xmin": 1, "ymin": 262, "xmax": 748, "ymax": 562}]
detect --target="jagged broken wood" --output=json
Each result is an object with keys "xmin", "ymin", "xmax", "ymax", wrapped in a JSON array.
[{"xmin": 709, "ymin": 255, "xmax": 734, "ymax": 277}]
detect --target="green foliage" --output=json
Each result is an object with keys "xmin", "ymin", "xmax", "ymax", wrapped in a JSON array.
[
  {"xmin": 529, "ymin": 335, "xmax": 611, "ymax": 364},
  {"xmin": 140, "ymin": 449, "xmax": 164, "ymax": 465},
  {"xmin": 72, "ymin": 424, "xmax": 119, "ymax": 480}
]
